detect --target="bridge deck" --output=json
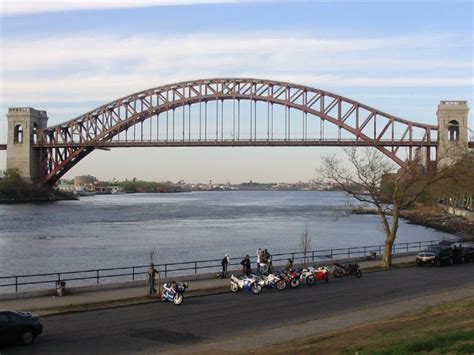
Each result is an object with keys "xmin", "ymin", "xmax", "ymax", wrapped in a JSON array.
[
  {"xmin": 6, "ymin": 141, "xmax": 474, "ymax": 149},
  {"xmin": 36, "ymin": 139, "xmax": 440, "ymax": 148}
]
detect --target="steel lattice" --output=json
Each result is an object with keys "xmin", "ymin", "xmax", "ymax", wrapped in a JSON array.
[{"xmin": 37, "ymin": 78, "xmax": 439, "ymax": 186}]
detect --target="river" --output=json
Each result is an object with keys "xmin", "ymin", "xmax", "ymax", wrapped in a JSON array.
[{"xmin": 0, "ymin": 191, "xmax": 454, "ymax": 277}]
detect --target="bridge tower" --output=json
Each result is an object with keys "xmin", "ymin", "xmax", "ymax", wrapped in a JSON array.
[
  {"xmin": 6, "ymin": 108, "xmax": 48, "ymax": 183},
  {"xmin": 437, "ymin": 101, "xmax": 469, "ymax": 168}
]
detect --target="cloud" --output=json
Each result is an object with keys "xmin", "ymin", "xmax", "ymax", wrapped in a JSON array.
[
  {"xmin": 0, "ymin": 0, "xmax": 253, "ymax": 16},
  {"xmin": 1, "ymin": 31, "xmax": 471, "ymax": 106}
]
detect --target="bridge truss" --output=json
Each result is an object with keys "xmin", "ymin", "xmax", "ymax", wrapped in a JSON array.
[{"xmin": 37, "ymin": 78, "xmax": 439, "ymax": 186}]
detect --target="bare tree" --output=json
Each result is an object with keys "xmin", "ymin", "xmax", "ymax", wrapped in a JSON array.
[
  {"xmin": 299, "ymin": 225, "xmax": 312, "ymax": 267},
  {"xmin": 318, "ymin": 147, "xmax": 462, "ymax": 268}
]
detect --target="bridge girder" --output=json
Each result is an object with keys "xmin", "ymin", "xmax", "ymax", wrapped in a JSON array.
[{"xmin": 37, "ymin": 78, "xmax": 439, "ymax": 186}]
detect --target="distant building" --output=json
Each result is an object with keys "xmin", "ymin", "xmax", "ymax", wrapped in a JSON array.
[
  {"xmin": 57, "ymin": 180, "xmax": 75, "ymax": 193},
  {"xmin": 74, "ymin": 175, "xmax": 97, "ymax": 187}
]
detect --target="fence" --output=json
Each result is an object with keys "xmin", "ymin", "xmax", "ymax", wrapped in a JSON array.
[{"xmin": 0, "ymin": 240, "xmax": 439, "ymax": 293}]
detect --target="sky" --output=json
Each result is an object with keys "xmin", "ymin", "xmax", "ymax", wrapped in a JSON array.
[{"xmin": 0, "ymin": 0, "xmax": 472, "ymax": 183}]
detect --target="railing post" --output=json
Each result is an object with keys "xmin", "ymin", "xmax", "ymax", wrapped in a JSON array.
[
  {"xmin": 312, "ymin": 251, "xmax": 314, "ymax": 262},
  {"xmin": 330, "ymin": 249, "xmax": 333, "ymax": 259},
  {"xmin": 364, "ymin": 246, "xmax": 366, "ymax": 256},
  {"xmin": 165, "ymin": 264, "xmax": 168, "ymax": 277},
  {"xmin": 348, "ymin": 248, "xmax": 350, "ymax": 258},
  {"xmin": 194, "ymin": 261, "xmax": 197, "ymax": 274},
  {"xmin": 292, "ymin": 253, "xmax": 294, "ymax": 261},
  {"xmin": 132, "ymin": 267, "xmax": 135, "ymax": 281},
  {"xmin": 406, "ymin": 243, "xmax": 409, "ymax": 252},
  {"xmin": 96, "ymin": 270, "xmax": 99, "ymax": 284},
  {"xmin": 379, "ymin": 245, "xmax": 382, "ymax": 254},
  {"xmin": 15, "ymin": 276, "xmax": 18, "ymax": 293}
]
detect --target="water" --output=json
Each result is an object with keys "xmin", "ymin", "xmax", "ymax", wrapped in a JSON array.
[{"xmin": 0, "ymin": 191, "xmax": 453, "ymax": 278}]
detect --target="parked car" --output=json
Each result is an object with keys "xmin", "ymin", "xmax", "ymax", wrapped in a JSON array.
[
  {"xmin": 452, "ymin": 245, "xmax": 474, "ymax": 264},
  {"xmin": 416, "ymin": 246, "xmax": 453, "ymax": 267},
  {"xmin": 437, "ymin": 240, "xmax": 474, "ymax": 264},
  {"xmin": 0, "ymin": 310, "xmax": 43, "ymax": 345}
]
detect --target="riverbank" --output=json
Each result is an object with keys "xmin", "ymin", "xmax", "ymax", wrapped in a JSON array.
[
  {"xmin": 0, "ymin": 191, "xmax": 77, "ymax": 204},
  {"xmin": 402, "ymin": 206, "xmax": 474, "ymax": 239},
  {"xmin": 352, "ymin": 205, "xmax": 474, "ymax": 240}
]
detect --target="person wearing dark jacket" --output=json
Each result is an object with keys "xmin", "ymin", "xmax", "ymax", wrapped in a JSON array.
[
  {"xmin": 285, "ymin": 258, "xmax": 294, "ymax": 272},
  {"xmin": 221, "ymin": 254, "xmax": 230, "ymax": 278},
  {"xmin": 241, "ymin": 255, "xmax": 251, "ymax": 276}
]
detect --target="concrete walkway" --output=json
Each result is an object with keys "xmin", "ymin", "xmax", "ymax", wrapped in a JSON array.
[{"xmin": 1, "ymin": 255, "xmax": 415, "ymax": 315}]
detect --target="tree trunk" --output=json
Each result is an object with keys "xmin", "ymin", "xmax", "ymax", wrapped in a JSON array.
[{"xmin": 381, "ymin": 234, "xmax": 395, "ymax": 268}]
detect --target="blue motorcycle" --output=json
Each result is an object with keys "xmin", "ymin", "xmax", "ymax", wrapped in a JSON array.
[
  {"xmin": 161, "ymin": 281, "xmax": 188, "ymax": 305},
  {"xmin": 230, "ymin": 274, "xmax": 264, "ymax": 294}
]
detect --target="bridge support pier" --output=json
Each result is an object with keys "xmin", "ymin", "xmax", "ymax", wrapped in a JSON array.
[
  {"xmin": 437, "ymin": 101, "xmax": 469, "ymax": 168},
  {"xmin": 6, "ymin": 108, "xmax": 49, "ymax": 183}
]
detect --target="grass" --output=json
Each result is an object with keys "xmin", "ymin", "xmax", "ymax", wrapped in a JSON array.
[{"xmin": 248, "ymin": 297, "xmax": 474, "ymax": 355}]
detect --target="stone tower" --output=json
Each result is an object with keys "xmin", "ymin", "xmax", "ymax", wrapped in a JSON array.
[
  {"xmin": 437, "ymin": 101, "xmax": 469, "ymax": 168},
  {"xmin": 6, "ymin": 108, "xmax": 49, "ymax": 183}
]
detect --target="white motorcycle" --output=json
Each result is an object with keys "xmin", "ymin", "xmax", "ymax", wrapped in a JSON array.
[
  {"xmin": 230, "ymin": 274, "xmax": 264, "ymax": 294},
  {"xmin": 261, "ymin": 273, "xmax": 287, "ymax": 290}
]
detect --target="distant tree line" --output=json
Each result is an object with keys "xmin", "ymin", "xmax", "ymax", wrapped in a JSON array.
[{"xmin": 105, "ymin": 179, "xmax": 183, "ymax": 193}]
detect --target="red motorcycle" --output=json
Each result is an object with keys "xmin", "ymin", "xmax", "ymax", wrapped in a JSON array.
[
  {"xmin": 304, "ymin": 266, "xmax": 329, "ymax": 284},
  {"xmin": 279, "ymin": 270, "xmax": 301, "ymax": 288}
]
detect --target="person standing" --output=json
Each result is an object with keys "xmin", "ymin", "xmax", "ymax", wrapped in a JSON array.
[
  {"xmin": 264, "ymin": 249, "xmax": 270, "ymax": 264},
  {"xmin": 221, "ymin": 254, "xmax": 230, "ymax": 278},
  {"xmin": 256, "ymin": 248, "xmax": 262, "ymax": 274},
  {"xmin": 147, "ymin": 263, "xmax": 158, "ymax": 295},
  {"xmin": 241, "ymin": 255, "xmax": 251, "ymax": 276}
]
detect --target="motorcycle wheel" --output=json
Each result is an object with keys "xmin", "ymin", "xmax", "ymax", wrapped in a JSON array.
[
  {"xmin": 435, "ymin": 258, "xmax": 441, "ymax": 268},
  {"xmin": 173, "ymin": 294, "xmax": 183, "ymax": 305},
  {"xmin": 252, "ymin": 283, "xmax": 262, "ymax": 294},
  {"xmin": 276, "ymin": 280, "xmax": 286, "ymax": 291},
  {"xmin": 161, "ymin": 294, "xmax": 166, "ymax": 302},
  {"xmin": 230, "ymin": 283, "xmax": 239, "ymax": 293},
  {"xmin": 290, "ymin": 278, "xmax": 300, "ymax": 288},
  {"xmin": 355, "ymin": 269, "xmax": 362, "ymax": 278},
  {"xmin": 306, "ymin": 276, "xmax": 315, "ymax": 286},
  {"xmin": 333, "ymin": 269, "xmax": 343, "ymax": 278}
]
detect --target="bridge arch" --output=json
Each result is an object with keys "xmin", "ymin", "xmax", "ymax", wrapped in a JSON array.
[{"xmin": 38, "ymin": 78, "xmax": 438, "ymax": 186}]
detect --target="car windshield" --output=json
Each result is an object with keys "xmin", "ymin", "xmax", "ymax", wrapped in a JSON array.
[{"xmin": 424, "ymin": 247, "xmax": 440, "ymax": 253}]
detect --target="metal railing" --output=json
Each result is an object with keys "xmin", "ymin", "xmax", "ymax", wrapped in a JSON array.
[{"xmin": 0, "ymin": 240, "xmax": 439, "ymax": 293}]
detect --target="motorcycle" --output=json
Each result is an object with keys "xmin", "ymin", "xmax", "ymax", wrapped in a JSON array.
[
  {"xmin": 333, "ymin": 262, "xmax": 362, "ymax": 278},
  {"xmin": 161, "ymin": 281, "xmax": 188, "ymax": 305},
  {"xmin": 299, "ymin": 268, "xmax": 316, "ymax": 286},
  {"xmin": 303, "ymin": 266, "xmax": 329, "ymax": 284},
  {"xmin": 230, "ymin": 274, "xmax": 264, "ymax": 294},
  {"xmin": 279, "ymin": 269, "xmax": 301, "ymax": 288},
  {"xmin": 261, "ymin": 273, "xmax": 286, "ymax": 290}
]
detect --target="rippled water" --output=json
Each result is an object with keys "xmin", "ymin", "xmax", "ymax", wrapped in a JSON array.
[{"xmin": 0, "ymin": 191, "xmax": 452, "ymax": 276}]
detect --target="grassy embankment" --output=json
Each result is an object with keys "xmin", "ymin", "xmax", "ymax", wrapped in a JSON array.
[
  {"xmin": 254, "ymin": 297, "xmax": 474, "ymax": 354},
  {"xmin": 0, "ymin": 169, "xmax": 76, "ymax": 203}
]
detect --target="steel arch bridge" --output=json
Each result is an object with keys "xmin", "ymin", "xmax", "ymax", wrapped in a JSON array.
[{"xmin": 37, "ymin": 78, "xmax": 439, "ymax": 186}]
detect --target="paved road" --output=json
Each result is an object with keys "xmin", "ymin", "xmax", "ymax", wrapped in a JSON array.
[{"xmin": 3, "ymin": 263, "xmax": 474, "ymax": 354}]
